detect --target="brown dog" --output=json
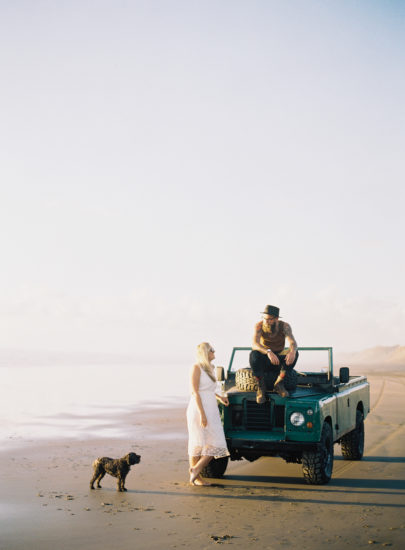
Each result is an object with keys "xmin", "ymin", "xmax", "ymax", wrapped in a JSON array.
[{"xmin": 90, "ymin": 452, "xmax": 141, "ymax": 492}]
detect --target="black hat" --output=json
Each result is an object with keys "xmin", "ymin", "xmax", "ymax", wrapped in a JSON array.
[{"xmin": 261, "ymin": 305, "xmax": 280, "ymax": 317}]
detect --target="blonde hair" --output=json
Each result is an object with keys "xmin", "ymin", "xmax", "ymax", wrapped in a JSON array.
[{"xmin": 196, "ymin": 342, "xmax": 216, "ymax": 382}]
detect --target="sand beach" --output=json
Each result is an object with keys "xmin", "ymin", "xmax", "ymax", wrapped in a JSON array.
[
  {"xmin": 2, "ymin": 1, "xmax": 404, "ymax": 547},
  {"xmin": 1, "ymin": 367, "xmax": 405, "ymax": 550}
]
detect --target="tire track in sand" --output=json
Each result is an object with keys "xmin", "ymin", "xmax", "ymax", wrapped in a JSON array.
[{"xmin": 370, "ymin": 377, "xmax": 386, "ymax": 413}]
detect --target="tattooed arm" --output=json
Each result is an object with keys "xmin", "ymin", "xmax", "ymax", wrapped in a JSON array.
[{"xmin": 283, "ymin": 322, "xmax": 298, "ymax": 365}]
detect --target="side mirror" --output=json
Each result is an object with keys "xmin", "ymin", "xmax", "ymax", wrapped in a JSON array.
[
  {"xmin": 339, "ymin": 367, "xmax": 350, "ymax": 383},
  {"xmin": 216, "ymin": 366, "xmax": 225, "ymax": 381}
]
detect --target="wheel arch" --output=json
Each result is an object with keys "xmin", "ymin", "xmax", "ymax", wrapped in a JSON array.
[
  {"xmin": 324, "ymin": 415, "xmax": 333, "ymax": 428},
  {"xmin": 323, "ymin": 415, "xmax": 334, "ymax": 441}
]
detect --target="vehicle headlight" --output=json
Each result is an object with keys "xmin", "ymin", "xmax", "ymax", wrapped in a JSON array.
[{"xmin": 290, "ymin": 412, "xmax": 305, "ymax": 427}]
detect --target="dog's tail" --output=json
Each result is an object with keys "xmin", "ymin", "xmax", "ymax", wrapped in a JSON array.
[{"xmin": 92, "ymin": 458, "xmax": 102, "ymax": 468}]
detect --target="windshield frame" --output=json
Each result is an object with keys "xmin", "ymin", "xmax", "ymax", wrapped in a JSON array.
[{"xmin": 227, "ymin": 346, "xmax": 334, "ymax": 381}]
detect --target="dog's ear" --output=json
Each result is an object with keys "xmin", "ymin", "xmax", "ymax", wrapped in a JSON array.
[{"xmin": 125, "ymin": 453, "xmax": 135, "ymax": 465}]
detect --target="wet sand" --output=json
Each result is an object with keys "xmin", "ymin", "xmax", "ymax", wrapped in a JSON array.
[{"xmin": 1, "ymin": 370, "xmax": 405, "ymax": 549}]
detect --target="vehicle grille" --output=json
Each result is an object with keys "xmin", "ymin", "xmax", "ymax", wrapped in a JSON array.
[
  {"xmin": 273, "ymin": 404, "xmax": 285, "ymax": 428},
  {"xmin": 245, "ymin": 400, "xmax": 285, "ymax": 430}
]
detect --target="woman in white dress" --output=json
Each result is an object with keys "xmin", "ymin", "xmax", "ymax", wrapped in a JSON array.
[{"xmin": 187, "ymin": 342, "xmax": 230, "ymax": 486}]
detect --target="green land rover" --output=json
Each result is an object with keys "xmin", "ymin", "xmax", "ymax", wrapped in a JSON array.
[{"xmin": 203, "ymin": 347, "xmax": 370, "ymax": 485}]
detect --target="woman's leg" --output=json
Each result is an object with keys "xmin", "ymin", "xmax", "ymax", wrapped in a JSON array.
[
  {"xmin": 188, "ymin": 456, "xmax": 211, "ymax": 485},
  {"xmin": 189, "ymin": 455, "xmax": 213, "ymax": 485},
  {"xmin": 189, "ymin": 456, "xmax": 199, "ymax": 469}
]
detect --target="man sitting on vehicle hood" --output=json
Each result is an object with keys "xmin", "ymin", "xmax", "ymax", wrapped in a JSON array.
[{"xmin": 250, "ymin": 305, "xmax": 299, "ymax": 403}]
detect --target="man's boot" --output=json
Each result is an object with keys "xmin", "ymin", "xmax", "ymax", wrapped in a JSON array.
[
  {"xmin": 255, "ymin": 377, "xmax": 267, "ymax": 404},
  {"xmin": 274, "ymin": 379, "xmax": 289, "ymax": 398}
]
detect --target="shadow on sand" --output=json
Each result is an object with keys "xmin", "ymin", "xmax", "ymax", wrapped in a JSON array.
[
  {"xmin": 335, "ymin": 455, "xmax": 405, "ymax": 463},
  {"xmin": 224, "ymin": 474, "xmax": 405, "ymax": 492},
  {"xmin": 91, "ymin": 474, "xmax": 405, "ymax": 508},
  {"xmin": 109, "ymin": 484, "xmax": 405, "ymax": 508}
]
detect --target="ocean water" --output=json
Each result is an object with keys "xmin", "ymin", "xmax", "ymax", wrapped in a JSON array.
[
  {"xmin": 0, "ymin": 364, "xmax": 190, "ymax": 448},
  {"xmin": 0, "ymin": 349, "xmax": 333, "ymax": 449}
]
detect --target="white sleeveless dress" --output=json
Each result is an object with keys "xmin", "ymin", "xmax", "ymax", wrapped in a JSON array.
[{"xmin": 186, "ymin": 365, "xmax": 230, "ymax": 459}]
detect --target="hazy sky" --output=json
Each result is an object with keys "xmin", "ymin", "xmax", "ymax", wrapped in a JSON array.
[{"xmin": 1, "ymin": 0, "xmax": 404, "ymax": 364}]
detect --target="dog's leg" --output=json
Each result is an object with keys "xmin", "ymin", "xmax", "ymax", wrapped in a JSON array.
[
  {"xmin": 90, "ymin": 467, "xmax": 101, "ymax": 490},
  {"xmin": 90, "ymin": 472, "xmax": 97, "ymax": 490},
  {"xmin": 118, "ymin": 474, "xmax": 127, "ymax": 492},
  {"xmin": 122, "ymin": 473, "xmax": 128, "ymax": 491},
  {"xmin": 96, "ymin": 471, "xmax": 106, "ymax": 488}
]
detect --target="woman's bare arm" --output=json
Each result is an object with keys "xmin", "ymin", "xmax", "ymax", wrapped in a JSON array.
[{"xmin": 191, "ymin": 364, "xmax": 207, "ymax": 427}]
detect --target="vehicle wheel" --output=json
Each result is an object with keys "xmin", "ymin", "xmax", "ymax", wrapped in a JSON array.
[
  {"xmin": 201, "ymin": 456, "xmax": 229, "ymax": 478},
  {"xmin": 235, "ymin": 368, "xmax": 258, "ymax": 391},
  {"xmin": 302, "ymin": 422, "xmax": 334, "ymax": 484},
  {"xmin": 340, "ymin": 410, "xmax": 364, "ymax": 460}
]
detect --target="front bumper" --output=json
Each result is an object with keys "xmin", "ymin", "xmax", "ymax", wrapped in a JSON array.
[{"xmin": 226, "ymin": 434, "xmax": 321, "ymax": 457}]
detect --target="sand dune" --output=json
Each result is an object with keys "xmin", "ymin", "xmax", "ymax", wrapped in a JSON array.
[{"xmin": 336, "ymin": 345, "xmax": 405, "ymax": 367}]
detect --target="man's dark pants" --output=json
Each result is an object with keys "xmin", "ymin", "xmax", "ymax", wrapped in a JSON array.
[{"xmin": 249, "ymin": 350, "xmax": 299, "ymax": 390}]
